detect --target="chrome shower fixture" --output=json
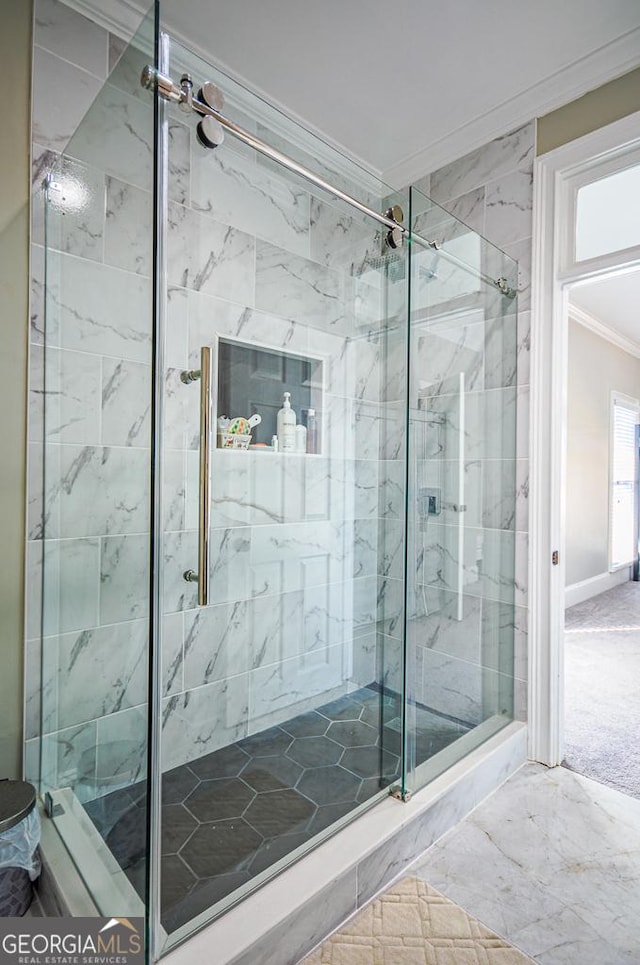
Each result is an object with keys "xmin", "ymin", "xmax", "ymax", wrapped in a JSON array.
[
  {"xmin": 195, "ymin": 81, "xmax": 226, "ymax": 149},
  {"xmin": 384, "ymin": 204, "xmax": 404, "ymax": 250}
]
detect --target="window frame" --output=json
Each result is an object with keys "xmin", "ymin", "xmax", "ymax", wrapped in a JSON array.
[{"xmin": 609, "ymin": 390, "xmax": 639, "ymax": 572}]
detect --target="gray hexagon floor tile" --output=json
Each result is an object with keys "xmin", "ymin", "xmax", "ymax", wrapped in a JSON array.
[
  {"xmin": 297, "ymin": 764, "xmax": 362, "ymax": 805},
  {"xmin": 85, "ymin": 684, "xmax": 473, "ymax": 933},
  {"xmin": 244, "ymin": 788, "xmax": 316, "ymax": 837},
  {"xmin": 180, "ymin": 819, "xmax": 263, "ymax": 878},
  {"xmin": 286, "ymin": 735, "xmax": 343, "ymax": 767},
  {"xmin": 185, "ymin": 778, "xmax": 256, "ymax": 822}
]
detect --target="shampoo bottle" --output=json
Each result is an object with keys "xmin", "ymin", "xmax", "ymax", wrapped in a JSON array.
[{"xmin": 277, "ymin": 392, "xmax": 296, "ymax": 452}]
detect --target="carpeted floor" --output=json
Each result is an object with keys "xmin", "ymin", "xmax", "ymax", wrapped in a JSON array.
[
  {"xmin": 564, "ymin": 581, "xmax": 640, "ymax": 799},
  {"xmin": 301, "ymin": 876, "xmax": 534, "ymax": 964}
]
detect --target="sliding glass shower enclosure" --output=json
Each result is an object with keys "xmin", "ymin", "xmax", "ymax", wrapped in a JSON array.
[{"xmin": 29, "ymin": 2, "xmax": 518, "ymax": 957}]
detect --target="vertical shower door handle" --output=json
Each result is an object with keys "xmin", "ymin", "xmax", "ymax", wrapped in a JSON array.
[{"xmin": 182, "ymin": 346, "xmax": 212, "ymax": 606}]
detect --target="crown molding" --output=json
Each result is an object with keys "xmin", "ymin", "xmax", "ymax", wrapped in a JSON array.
[
  {"xmin": 382, "ymin": 26, "xmax": 640, "ymax": 188},
  {"xmin": 61, "ymin": 0, "xmax": 147, "ymax": 39},
  {"xmin": 569, "ymin": 302, "xmax": 640, "ymax": 360}
]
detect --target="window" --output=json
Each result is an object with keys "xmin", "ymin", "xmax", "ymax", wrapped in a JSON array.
[
  {"xmin": 575, "ymin": 163, "xmax": 640, "ymax": 262},
  {"xmin": 609, "ymin": 392, "xmax": 639, "ymax": 571}
]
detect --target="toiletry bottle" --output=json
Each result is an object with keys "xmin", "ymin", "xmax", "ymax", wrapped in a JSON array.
[
  {"xmin": 295, "ymin": 424, "xmax": 307, "ymax": 453},
  {"xmin": 306, "ymin": 408, "xmax": 318, "ymax": 454},
  {"xmin": 277, "ymin": 392, "xmax": 296, "ymax": 452},
  {"xmin": 271, "ymin": 434, "xmax": 279, "ymax": 452}
]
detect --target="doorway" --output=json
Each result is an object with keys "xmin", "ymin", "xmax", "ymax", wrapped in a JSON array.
[
  {"xmin": 562, "ymin": 271, "xmax": 640, "ymax": 797},
  {"xmin": 529, "ymin": 111, "xmax": 640, "ymax": 771}
]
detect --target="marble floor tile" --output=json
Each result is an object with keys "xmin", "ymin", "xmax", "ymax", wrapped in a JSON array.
[{"xmin": 412, "ymin": 762, "xmax": 640, "ymax": 964}]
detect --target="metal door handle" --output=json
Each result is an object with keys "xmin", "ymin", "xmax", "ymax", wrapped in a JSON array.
[{"xmin": 182, "ymin": 346, "xmax": 211, "ymax": 606}]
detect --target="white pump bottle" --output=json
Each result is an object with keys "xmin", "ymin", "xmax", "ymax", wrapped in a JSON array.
[{"xmin": 276, "ymin": 392, "xmax": 296, "ymax": 452}]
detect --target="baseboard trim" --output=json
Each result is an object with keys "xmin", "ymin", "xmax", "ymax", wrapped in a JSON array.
[{"xmin": 565, "ymin": 567, "xmax": 631, "ymax": 608}]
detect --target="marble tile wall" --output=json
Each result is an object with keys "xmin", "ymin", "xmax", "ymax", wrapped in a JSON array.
[
  {"xmin": 157, "ymin": 76, "xmax": 401, "ymax": 769},
  {"xmin": 410, "ymin": 122, "xmax": 534, "ymax": 725},
  {"xmin": 25, "ymin": 0, "xmax": 400, "ymax": 790},
  {"xmin": 26, "ymin": 0, "xmax": 156, "ymax": 800}
]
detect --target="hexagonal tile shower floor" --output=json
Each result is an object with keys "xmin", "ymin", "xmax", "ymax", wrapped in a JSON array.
[{"xmin": 83, "ymin": 686, "xmax": 469, "ymax": 931}]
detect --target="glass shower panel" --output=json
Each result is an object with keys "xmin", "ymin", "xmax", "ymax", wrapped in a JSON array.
[
  {"xmin": 38, "ymin": 6, "xmax": 157, "ymax": 916},
  {"xmin": 155, "ymin": 36, "xmax": 409, "ymax": 941},
  {"xmin": 405, "ymin": 186, "xmax": 518, "ymax": 793}
]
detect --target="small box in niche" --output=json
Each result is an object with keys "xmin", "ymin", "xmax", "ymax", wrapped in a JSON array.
[{"xmin": 217, "ymin": 338, "xmax": 323, "ymax": 452}]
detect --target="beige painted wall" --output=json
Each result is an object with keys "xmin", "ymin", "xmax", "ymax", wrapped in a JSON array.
[
  {"xmin": 537, "ymin": 67, "xmax": 640, "ymax": 156},
  {"xmin": 566, "ymin": 319, "xmax": 640, "ymax": 586},
  {"xmin": 0, "ymin": 4, "xmax": 31, "ymax": 779}
]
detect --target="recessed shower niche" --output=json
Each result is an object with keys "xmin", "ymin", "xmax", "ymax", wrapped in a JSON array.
[{"xmin": 216, "ymin": 338, "xmax": 323, "ymax": 453}]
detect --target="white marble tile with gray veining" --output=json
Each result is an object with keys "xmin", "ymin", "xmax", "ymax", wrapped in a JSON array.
[
  {"xmin": 30, "ymin": 244, "xmax": 48, "ymax": 347},
  {"xmin": 516, "ymin": 309, "xmax": 531, "ymax": 387},
  {"xmin": 30, "ymin": 344, "xmax": 102, "ymax": 445},
  {"xmin": 39, "ymin": 536, "xmax": 100, "ymax": 638},
  {"xmin": 377, "ymin": 576, "xmax": 404, "ymax": 640},
  {"xmin": 51, "ymin": 620, "xmax": 147, "ymax": 730},
  {"xmin": 28, "ymin": 442, "xmax": 44, "ymax": 541},
  {"xmin": 415, "ymin": 317, "xmax": 485, "ymax": 396},
  {"xmin": 414, "ymin": 186, "xmax": 485, "ymax": 244},
  {"xmin": 413, "ymin": 763, "xmax": 640, "ymax": 965},
  {"xmin": 255, "ymin": 240, "xmax": 348, "ymax": 333},
  {"xmin": 32, "ymin": 46, "xmax": 103, "ymax": 153},
  {"xmin": 483, "ymin": 310, "xmax": 518, "ymax": 390},
  {"xmin": 309, "ymin": 196, "xmax": 381, "ymax": 275},
  {"xmin": 48, "ymin": 251, "xmax": 151, "ymax": 362},
  {"xmin": 100, "ymin": 534, "xmax": 150, "ymax": 624},
  {"xmin": 42, "ymin": 444, "xmax": 149, "ymax": 539},
  {"xmin": 416, "ymin": 521, "xmax": 516, "ymax": 606},
  {"xmin": 92, "ymin": 705, "xmax": 148, "ymax": 797},
  {"xmin": 183, "ymin": 601, "xmax": 252, "ymax": 690},
  {"xmin": 163, "ymin": 448, "xmax": 186, "ymax": 533},
  {"xmin": 515, "ymin": 458, "xmax": 529, "ymax": 533},
  {"xmin": 422, "ymin": 385, "xmax": 518, "ymax": 462},
  {"xmin": 377, "ymin": 459, "xmax": 404, "ymax": 520},
  {"xmin": 429, "ymin": 122, "xmax": 535, "ymax": 204},
  {"xmin": 353, "ymin": 575, "xmax": 378, "ymax": 633},
  {"xmin": 104, "ymin": 177, "xmax": 152, "ymax": 275},
  {"xmin": 351, "ymin": 629, "xmax": 378, "ymax": 687},
  {"xmin": 410, "ymin": 587, "xmax": 482, "ymax": 665},
  {"xmin": 481, "ymin": 459, "xmax": 517, "ymax": 530},
  {"xmin": 163, "ymin": 611, "xmax": 184, "ymax": 697},
  {"xmin": 161, "ymin": 675, "xmax": 249, "ymax": 771},
  {"xmin": 353, "ymin": 518, "xmax": 378, "ymax": 579},
  {"xmin": 248, "ymin": 641, "xmax": 346, "ymax": 726},
  {"xmin": 168, "ymin": 119, "xmax": 191, "ymax": 205},
  {"xmin": 191, "ymin": 147, "xmax": 310, "ymax": 257},
  {"xmin": 378, "ymin": 517, "xmax": 404, "ymax": 582},
  {"xmin": 69, "ymin": 83, "xmax": 154, "ymax": 191},
  {"xmin": 101, "ymin": 357, "xmax": 151, "ymax": 447},
  {"xmin": 39, "ymin": 721, "xmax": 97, "ymax": 797},
  {"xmin": 485, "ymin": 169, "xmax": 534, "ymax": 249},
  {"xmin": 35, "ymin": 0, "xmax": 108, "ymax": 77},
  {"xmin": 166, "ymin": 286, "xmax": 189, "ymax": 369},
  {"xmin": 167, "ymin": 202, "xmax": 255, "ymax": 304},
  {"xmin": 163, "ymin": 530, "xmax": 198, "ymax": 613},
  {"xmin": 41, "ymin": 156, "xmax": 105, "ymax": 261},
  {"xmin": 108, "ymin": 34, "xmax": 127, "ymax": 74},
  {"xmin": 164, "ymin": 366, "xmax": 200, "ymax": 451}
]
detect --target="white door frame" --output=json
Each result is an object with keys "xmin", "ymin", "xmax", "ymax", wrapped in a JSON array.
[{"xmin": 529, "ymin": 111, "xmax": 640, "ymax": 766}]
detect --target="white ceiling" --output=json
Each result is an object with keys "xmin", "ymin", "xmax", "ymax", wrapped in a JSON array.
[
  {"xmin": 570, "ymin": 270, "xmax": 640, "ymax": 349},
  {"xmin": 72, "ymin": 0, "xmax": 640, "ymax": 184}
]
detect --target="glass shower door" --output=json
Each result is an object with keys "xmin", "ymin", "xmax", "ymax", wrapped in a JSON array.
[
  {"xmin": 153, "ymin": 35, "xmax": 410, "ymax": 943},
  {"xmin": 405, "ymin": 186, "xmax": 518, "ymax": 792},
  {"xmin": 34, "ymin": 6, "xmax": 157, "ymax": 917}
]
